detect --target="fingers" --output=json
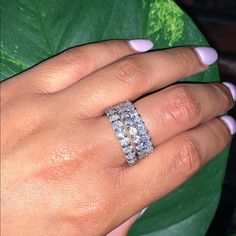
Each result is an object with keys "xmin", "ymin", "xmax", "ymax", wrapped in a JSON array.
[
  {"xmin": 62, "ymin": 46, "xmax": 217, "ymax": 117},
  {"xmin": 100, "ymin": 82, "xmax": 235, "ymax": 166},
  {"xmin": 2, "ymin": 39, "xmax": 152, "ymax": 98},
  {"xmin": 134, "ymin": 82, "xmax": 235, "ymax": 147},
  {"xmin": 122, "ymin": 116, "xmax": 235, "ymax": 216}
]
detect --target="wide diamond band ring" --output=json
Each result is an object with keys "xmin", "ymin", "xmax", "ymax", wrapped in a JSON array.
[{"xmin": 105, "ymin": 100, "xmax": 154, "ymax": 165}]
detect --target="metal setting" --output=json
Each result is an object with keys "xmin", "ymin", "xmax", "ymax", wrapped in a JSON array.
[
  {"xmin": 105, "ymin": 107, "xmax": 138, "ymax": 165},
  {"xmin": 105, "ymin": 100, "xmax": 154, "ymax": 165}
]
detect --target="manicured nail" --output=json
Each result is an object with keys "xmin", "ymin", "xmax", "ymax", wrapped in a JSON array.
[
  {"xmin": 193, "ymin": 47, "xmax": 218, "ymax": 66},
  {"xmin": 222, "ymin": 82, "xmax": 236, "ymax": 102},
  {"xmin": 128, "ymin": 39, "xmax": 153, "ymax": 52},
  {"xmin": 138, "ymin": 207, "xmax": 148, "ymax": 218},
  {"xmin": 219, "ymin": 115, "xmax": 236, "ymax": 135}
]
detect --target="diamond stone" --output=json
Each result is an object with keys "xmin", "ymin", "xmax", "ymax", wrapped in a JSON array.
[
  {"xmin": 127, "ymin": 152, "xmax": 136, "ymax": 159},
  {"xmin": 133, "ymin": 136, "xmax": 141, "ymax": 144},
  {"xmin": 127, "ymin": 159, "xmax": 137, "ymax": 165},
  {"xmin": 144, "ymin": 141, "xmax": 152, "ymax": 148},
  {"xmin": 107, "ymin": 101, "xmax": 154, "ymax": 165},
  {"xmin": 136, "ymin": 142, "xmax": 144, "ymax": 150},
  {"xmin": 129, "ymin": 127, "xmax": 138, "ymax": 135},
  {"xmin": 123, "ymin": 146, "xmax": 131, "ymax": 154},
  {"xmin": 133, "ymin": 116, "xmax": 140, "ymax": 123},
  {"xmin": 138, "ymin": 126, "xmax": 147, "ymax": 135},
  {"xmin": 106, "ymin": 108, "xmax": 116, "ymax": 115},
  {"xmin": 121, "ymin": 137, "xmax": 130, "ymax": 146},
  {"xmin": 113, "ymin": 120, "xmax": 122, "ymax": 129},
  {"xmin": 110, "ymin": 114, "xmax": 120, "ymax": 122},
  {"xmin": 117, "ymin": 132, "xmax": 125, "ymax": 139},
  {"xmin": 141, "ymin": 133, "xmax": 150, "ymax": 141},
  {"xmin": 138, "ymin": 149, "xmax": 146, "ymax": 157}
]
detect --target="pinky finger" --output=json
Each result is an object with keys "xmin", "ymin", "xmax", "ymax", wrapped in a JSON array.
[{"xmin": 123, "ymin": 115, "xmax": 236, "ymax": 216}]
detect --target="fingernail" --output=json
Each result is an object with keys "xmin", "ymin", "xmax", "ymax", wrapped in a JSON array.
[
  {"xmin": 222, "ymin": 82, "xmax": 236, "ymax": 102},
  {"xmin": 138, "ymin": 207, "xmax": 148, "ymax": 218},
  {"xmin": 219, "ymin": 115, "xmax": 236, "ymax": 135},
  {"xmin": 128, "ymin": 39, "xmax": 153, "ymax": 52},
  {"xmin": 193, "ymin": 47, "xmax": 218, "ymax": 66}
]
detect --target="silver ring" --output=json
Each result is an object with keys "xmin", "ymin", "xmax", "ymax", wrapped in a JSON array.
[
  {"xmin": 105, "ymin": 100, "xmax": 154, "ymax": 165},
  {"xmin": 105, "ymin": 106, "xmax": 138, "ymax": 165}
]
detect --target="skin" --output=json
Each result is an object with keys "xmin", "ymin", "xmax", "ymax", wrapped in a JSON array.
[{"xmin": 1, "ymin": 40, "xmax": 235, "ymax": 236}]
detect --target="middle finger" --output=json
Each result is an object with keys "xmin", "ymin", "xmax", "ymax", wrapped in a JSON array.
[{"xmin": 58, "ymin": 46, "xmax": 217, "ymax": 118}]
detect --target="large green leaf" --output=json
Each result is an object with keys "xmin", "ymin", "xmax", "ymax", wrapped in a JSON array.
[{"xmin": 0, "ymin": 0, "xmax": 230, "ymax": 235}]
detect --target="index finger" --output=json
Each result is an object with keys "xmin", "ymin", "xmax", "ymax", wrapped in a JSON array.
[{"xmin": 2, "ymin": 39, "xmax": 153, "ymax": 97}]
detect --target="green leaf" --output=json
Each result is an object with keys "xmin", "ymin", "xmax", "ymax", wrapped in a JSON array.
[{"xmin": 1, "ymin": 0, "xmax": 230, "ymax": 235}]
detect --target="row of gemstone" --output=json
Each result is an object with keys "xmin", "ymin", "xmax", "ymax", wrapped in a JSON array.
[
  {"xmin": 114, "ymin": 101, "xmax": 154, "ymax": 159},
  {"xmin": 105, "ymin": 107, "xmax": 138, "ymax": 165}
]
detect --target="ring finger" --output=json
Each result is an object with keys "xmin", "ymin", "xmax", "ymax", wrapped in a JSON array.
[{"xmin": 99, "ymin": 82, "xmax": 235, "ymax": 166}]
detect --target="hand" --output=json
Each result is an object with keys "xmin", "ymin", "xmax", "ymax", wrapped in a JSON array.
[{"xmin": 1, "ymin": 39, "xmax": 236, "ymax": 236}]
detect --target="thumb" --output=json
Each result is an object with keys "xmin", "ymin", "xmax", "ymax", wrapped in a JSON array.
[{"xmin": 107, "ymin": 208, "xmax": 148, "ymax": 236}]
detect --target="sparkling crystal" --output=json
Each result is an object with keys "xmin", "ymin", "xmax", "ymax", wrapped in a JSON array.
[
  {"xmin": 127, "ymin": 152, "xmax": 136, "ymax": 159},
  {"xmin": 133, "ymin": 136, "xmax": 141, "ymax": 144},
  {"xmin": 121, "ymin": 137, "xmax": 130, "ymax": 146},
  {"xmin": 113, "ymin": 121, "xmax": 123, "ymax": 132},
  {"xmin": 138, "ymin": 149, "xmax": 146, "ymax": 156},
  {"xmin": 110, "ymin": 114, "xmax": 120, "ymax": 122},
  {"xmin": 121, "ymin": 113, "xmax": 129, "ymax": 119},
  {"xmin": 125, "ymin": 121, "xmax": 134, "ymax": 128},
  {"xmin": 123, "ymin": 146, "xmax": 131, "ymax": 154},
  {"xmin": 133, "ymin": 116, "xmax": 140, "ymax": 123},
  {"xmin": 136, "ymin": 142, "xmax": 144, "ymax": 150},
  {"xmin": 146, "ymin": 146, "xmax": 153, "ymax": 153},
  {"xmin": 138, "ymin": 126, "xmax": 147, "ymax": 135},
  {"xmin": 144, "ymin": 141, "xmax": 152, "ymax": 148},
  {"xmin": 123, "ymin": 116, "xmax": 130, "ymax": 122},
  {"xmin": 127, "ymin": 159, "xmax": 137, "ymax": 165},
  {"xmin": 141, "ymin": 133, "xmax": 149, "ymax": 141},
  {"xmin": 113, "ymin": 120, "xmax": 122, "ymax": 127},
  {"xmin": 129, "ymin": 127, "xmax": 138, "ymax": 135},
  {"xmin": 106, "ymin": 108, "xmax": 115, "ymax": 115},
  {"xmin": 117, "ymin": 132, "xmax": 125, "ymax": 139}
]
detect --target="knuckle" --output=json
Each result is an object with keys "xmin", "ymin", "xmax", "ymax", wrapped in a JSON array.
[
  {"xmin": 114, "ymin": 57, "xmax": 148, "ymax": 90},
  {"xmin": 166, "ymin": 85, "xmax": 202, "ymax": 124},
  {"xmin": 101, "ymin": 40, "xmax": 125, "ymax": 58},
  {"xmin": 174, "ymin": 135, "xmax": 203, "ymax": 174},
  {"xmin": 170, "ymin": 48, "xmax": 192, "ymax": 75},
  {"xmin": 211, "ymin": 83, "xmax": 234, "ymax": 109},
  {"xmin": 207, "ymin": 119, "xmax": 231, "ymax": 147},
  {"xmin": 62, "ymin": 48, "xmax": 92, "ymax": 71}
]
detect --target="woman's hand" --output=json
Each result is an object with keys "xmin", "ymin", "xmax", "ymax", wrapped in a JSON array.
[{"xmin": 1, "ymin": 39, "xmax": 236, "ymax": 236}]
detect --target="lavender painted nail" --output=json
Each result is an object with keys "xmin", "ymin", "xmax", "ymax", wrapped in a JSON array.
[
  {"xmin": 138, "ymin": 207, "xmax": 148, "ymax": 218},
  {"xmin": 222, "ymin": 82, "xmax": 236, "ymax": 102},
  {"xmin": 128, "ymin": 39, "xmax": 153, "ymax": 52},
  {"xmin": 219, "ymin": 115, "xmax": 236, "ymax": 135},
  {"xmin": 193, "ymin": 47, "xmax": 218, "ymax": 66}
]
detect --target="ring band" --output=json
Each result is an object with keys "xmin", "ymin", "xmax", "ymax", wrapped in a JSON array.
[
  {"xmin": 105, "ymin": 106, "xmax": 138, "ymax": 165},
  {"xmin": 105, "ymin": 100, "xmax": 154, "ymax": 165},
  {"xmin": 116, "ymin": 101, "xmax": 154, "ymax": 159}
]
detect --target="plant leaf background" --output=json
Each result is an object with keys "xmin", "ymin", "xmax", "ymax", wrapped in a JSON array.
[{"xmin": 0, "ymin": 0, "xmax": 231, "ymax": 235}]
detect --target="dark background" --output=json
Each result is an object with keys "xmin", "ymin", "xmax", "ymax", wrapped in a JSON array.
[{"xmin": 176, "ymin": 1, "xmax": 236, "ymax": 235}]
